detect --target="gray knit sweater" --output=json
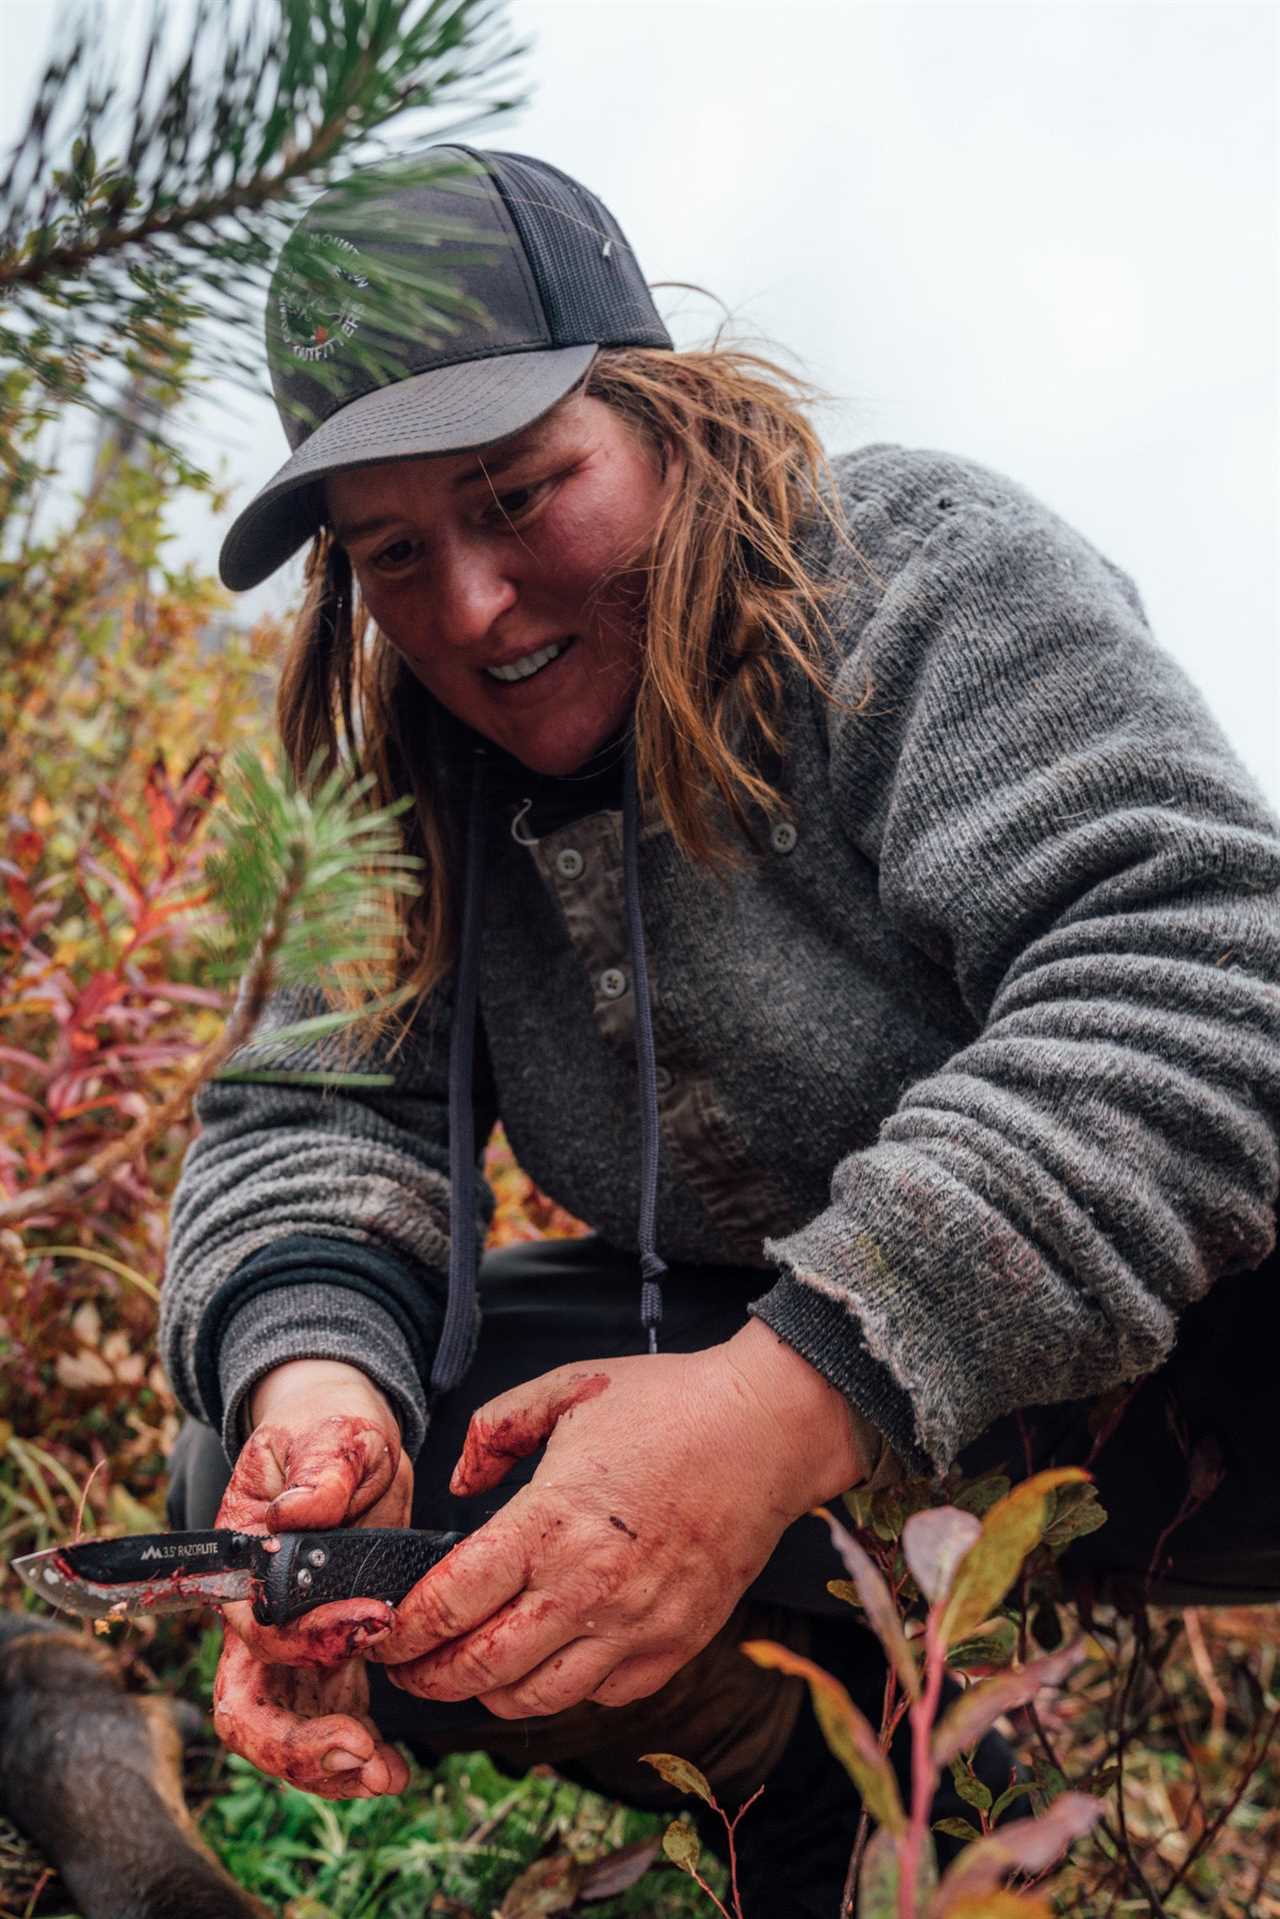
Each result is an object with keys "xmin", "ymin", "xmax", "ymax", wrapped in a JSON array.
[{"xmin": 159, "ymin": 443, "xmax": 1280, "ymax": 1477}]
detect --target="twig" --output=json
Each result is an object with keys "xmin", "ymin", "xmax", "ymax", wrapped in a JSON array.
[
  {"xmin": 1146, "ymin": 1636, "xmax": 1211, "ymax": 1834},
  {"xmin": 900, "ymin": 1609, "xmax": 947, "ymax": 1919},
  {"xmin": 683, "ymin": 1857, "xmax": 733, "ymax": 1919},
  {"xmin": 73, "ymin": 1457, "xmax": 107, "ymax": 1541},
  {"xmin": 1084, "ymin": 1384, "xmax": 1143, "ymax": 1469},
  {"xmin": 465, "ymin": 1781, "xmax": 533, "ymax": 1849},
  {"xmin": 1243, "ymin": 1811, "xmax": 1280, "ymax": 1915},
  {"xmin": 1181, "ymin": 1608, "xmax": 1227, "ymax": 1748},
  {"xmin": 725, "ymin": 1784, "xmax": 764, "ymax": 1918},
  {"xmin": 20, "ymin": 1866, "xmax": 52, "ymax": 1919},
  {"xmin": 1161, "ymin": 1703, "xmax": 1280, "ymax": 1902},
  {"xmin": 1109, "ymin": 1609, "xmax": 1171, "ymax": 1916},
  {"xmin": 842, "ymin": 1807, "xmax": 871, "ymax": 1918},
  {"xmin": 1025, "ymin": 1697, "xmax": 1169, "ymax": 1916},
  {"xmin": 0, "ymin": 838, "xmax": 304, "ymax": 1228},
  {"xmin": 844, "ymin": 1643, "xmax": 903, "ymax": 1915}
]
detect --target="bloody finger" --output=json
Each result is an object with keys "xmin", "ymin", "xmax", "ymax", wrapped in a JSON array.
[
  {"xmin": 369, "ymin": 1515, "xmax": 529, "ymax": 1664},
  {"xmin": 381, "ymin": 1587, "xmax": 573, "ymax": 1701},
  {"xmin": 475, "ymin": 1638, "xmax": 618, "ymax": 1721},
  {"xmin": 212, "ymin": 1638, "xmax": 395, "ymax": 1799},
  {"xmin": 450, "ymin": 1370, "xmax": 610, "ymax": 1497},
  {"xmin": 222, "ymin": 1594, "xmax": 394, "ymax": 1668}
]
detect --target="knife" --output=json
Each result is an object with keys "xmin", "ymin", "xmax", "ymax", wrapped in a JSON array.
[{"xmin": 11, "ymin": 1527, "xmax": 464, "ymax": 1629}]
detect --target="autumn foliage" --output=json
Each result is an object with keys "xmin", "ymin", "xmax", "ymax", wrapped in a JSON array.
[{"xmin": 0, "ymin": 426, "xmax": 589, "ymax": 1571}]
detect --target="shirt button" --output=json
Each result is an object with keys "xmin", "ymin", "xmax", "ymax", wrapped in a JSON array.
[
  {"xmin": 654, "ymin": 1064, "xmax": 674, "ymax": 1095},
  {"xmin": 599, "ymin": 967, "xmax": 628, "ymax": 999},
  {"xmin": 771, "ymin": 820, "xmax": 798, "ymax": 854},
  {"xmin": 555, "ymin": 847, "xmax": 584, "ymax": 879}
]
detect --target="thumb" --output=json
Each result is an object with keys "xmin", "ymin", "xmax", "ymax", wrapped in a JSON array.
[
  {"xmin": 266, "ymin": 1415, "xmax": 399, "ymax": 1531},
  {"xmin": 450, "ymin": 1366, "xmax": 611, "ymax": 1497}
]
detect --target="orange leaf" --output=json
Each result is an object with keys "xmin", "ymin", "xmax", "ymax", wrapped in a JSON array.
[
  {"xmin": 742, "ymin": 1638, "xmax": 905, "ymax": 1833},
  {"xmin": 941, "ymin": 1469, "xmax": 1091, "ymax": 1647}
]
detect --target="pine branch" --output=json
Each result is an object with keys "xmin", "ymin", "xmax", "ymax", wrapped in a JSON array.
[
  {"xmin": 0, "ymin": 747, "xmax": 423, "ymax": 1230},
  {"xmin": 0, "ymin": 0, "xmax": 529, "ymax": 457},
  {"xmin": 195, "ymin": 744, "xmax": 424, "ymax": 996}
]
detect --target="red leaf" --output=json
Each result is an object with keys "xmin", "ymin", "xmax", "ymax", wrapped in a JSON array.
[
  {"xmin": 580, "ymin": 1837, "xmax": 662, "ymax": 1901},
  {"xmin": 78, "ymin": 851, "xmax": 137, "ymax": 917},
  {"xmin": 497, "ymin": 1851, "xmax": 585, "ymax": 1916},
  {"xmin": 143, "ymin": 755, "xmax": 176, "ymax": 846},
  {"xmin": 72, "ymin": 971, "xmax": 127, "ymax": 1026},
  {"xmin": 1189, "ymin": 1436, "xmax": 1225, "ymax": 1504},
  {"xmin": 0, "ymin": 1082, "xmax": 45, "ymax": 1115},
  {"xmin": 0, "ymin": 1045, "xmax": 50, "ymax": 1080},
  {"xmin": 9, "ymin": 827, "xmax": 44, "ymax": 872},
  {"xmin": 903, "ymin": 1506, "xmax": 983, "ymax": 1605},
  {"xmin": 932, "ymin": 1641, "xmax": 1088, "ymax": 1768},
  {"xmin": 22, "ymin": 903, "xmax": 61, "ymax": 937},
  {"xmin": 172, "ymin": 749, "xmax": 220, "ymax": 844},
  {"xmin": 930, "ymin": 1793, "xmax": 1104, "ymax": 1909},
  {"xmin": 133, "ymin": 980, "xmax": 225, "ymax": 1007},
  {"xmin": 816, "ymin": 1505, "xmax": 920, "ymax": 1700},
  {"xmin": 93, "ymin": 825, "xmax": 146, "ymax": 900}
]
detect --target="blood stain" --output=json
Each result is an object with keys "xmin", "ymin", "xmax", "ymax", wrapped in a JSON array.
[{"xmin": 454, "ymin": 1373, "xmax": 610, "ymax": 1491}]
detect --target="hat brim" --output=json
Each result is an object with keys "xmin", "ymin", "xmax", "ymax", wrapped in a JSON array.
[{"xmin": 219, "ymin": 343, "xmax": 599, "ymax": 591}]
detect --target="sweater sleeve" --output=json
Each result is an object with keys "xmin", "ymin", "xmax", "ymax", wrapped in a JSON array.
[
  {"xmin": 750, "ymin": 454, "xmax": 1280, "ymax": 1476},
  {"xmin": 158, "ymin": 973, "xmax": 499, "ymax": 1460}
]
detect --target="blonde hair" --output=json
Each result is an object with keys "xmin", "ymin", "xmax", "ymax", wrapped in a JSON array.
[{"xmin": 275, "ymin": 343, "xmax": 873, "ymax": 1058}]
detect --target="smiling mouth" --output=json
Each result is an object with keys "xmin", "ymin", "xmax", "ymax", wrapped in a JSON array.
[{"xmin": 484, "ymin": 637, "xmax": 577, "ymax": 684}]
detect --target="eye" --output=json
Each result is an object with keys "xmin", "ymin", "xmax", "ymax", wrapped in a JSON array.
[
  {"xmin": 370, "ymin": 536, "xmax": 420, "ymax": 574},
  {"xmin": 483, "ymin": 480, "xmax": 549, "ymax": 526}
]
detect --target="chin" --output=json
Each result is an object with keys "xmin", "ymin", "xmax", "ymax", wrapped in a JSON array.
[
  {"xmin": 508, "ymin": 741, "xmax": 598, "ymax": 777},
  {"xmin": 505, "ymin": 715, "xmax": 628, "ymax": 778}
]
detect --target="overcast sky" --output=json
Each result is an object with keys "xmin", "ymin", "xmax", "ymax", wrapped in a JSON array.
[{"xmin": 3, "ymin": 0, "xmax": 1277, "ymax": 801}]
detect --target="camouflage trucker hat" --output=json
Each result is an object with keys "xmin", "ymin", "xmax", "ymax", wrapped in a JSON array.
[{"xmin": 219, "ymin": 145, "xmax": 673, "ymax": 591}]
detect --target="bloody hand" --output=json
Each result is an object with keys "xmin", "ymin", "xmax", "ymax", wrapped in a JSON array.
[
  {"xmin": 209, "ymin": 1361, "xmax": 412, "ymax": 1799},
  {"xmin": 371, "ymin": 1318, "xmax": 870, "ymax": 1719}
]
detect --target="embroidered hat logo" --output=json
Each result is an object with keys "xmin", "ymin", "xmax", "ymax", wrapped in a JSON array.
[{"xmin": 277, "ymin": 232, "xmax": 369, "ymax": 362}]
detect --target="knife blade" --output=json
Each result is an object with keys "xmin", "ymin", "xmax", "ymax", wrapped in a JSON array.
[{"xmin": 11, "ymin": 1526, "xmax": 464, "ymax": 1628}]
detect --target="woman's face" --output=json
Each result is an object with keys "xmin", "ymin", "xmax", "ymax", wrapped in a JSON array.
[{"xmin": 325, "ymin": 391, "xmax": 674, "ymax": 775}]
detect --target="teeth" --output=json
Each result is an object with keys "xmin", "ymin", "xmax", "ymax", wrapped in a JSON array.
[{"xmin": 485, "ymin": 638, "xmax": 571, "ymax": 683}]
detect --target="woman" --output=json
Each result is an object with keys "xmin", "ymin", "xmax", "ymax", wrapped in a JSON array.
[{"xmin": 161, "ymin": 146, "xmax": 1280, "ymax": 1910}]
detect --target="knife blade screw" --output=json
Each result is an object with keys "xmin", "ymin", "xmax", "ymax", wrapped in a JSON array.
[
  {"xmin": 296, "ymin": 1568, "xmax": 313, "ymax": 1589},
  {"xmin": 307, "ymin": 1548, "xmax": 327, "ymax": 1567},
  {"xmin": 44, "ymin": 1568, "xmax": 60, "ymax": 1584}
]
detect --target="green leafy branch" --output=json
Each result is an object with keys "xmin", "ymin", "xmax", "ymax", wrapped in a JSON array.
[
  {"xmin": 0, "ymin": 0, "xmax": 529, "ymax": 461},
  {"xmin": 0, "ymin": 747, "xmax": 420, "ymax": 1233}
]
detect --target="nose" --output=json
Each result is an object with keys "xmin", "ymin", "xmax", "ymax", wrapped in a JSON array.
[{"xmin": 424, "ymin": 529, "xmax": 518, "ymax": 653}]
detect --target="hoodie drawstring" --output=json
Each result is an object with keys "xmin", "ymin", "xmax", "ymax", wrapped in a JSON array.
[
  {"xmin": 430, "ymin": 748, "xmax": 490, "ymax": 1394},
  {"xmin": 622, "ymin": 728, "xmax": 667, "ymax": 1350}
]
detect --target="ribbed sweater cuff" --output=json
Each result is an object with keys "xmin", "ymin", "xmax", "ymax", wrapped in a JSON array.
[
  {"xmin": 749, "ymin": 1274, "xmax": 930, "ymax": 1478},
  {"xmin": 194, "ymin": 1234, "xmax": 442, "ymax": 1462}
]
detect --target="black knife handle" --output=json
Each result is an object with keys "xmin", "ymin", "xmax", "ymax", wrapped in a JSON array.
[{"xmin": 253, "ymin": 1528, "xmax": 464, "ymax": 1628}]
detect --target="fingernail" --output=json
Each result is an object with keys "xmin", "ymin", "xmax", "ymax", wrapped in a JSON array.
[
  {"xmin": 351, "ymin": 1621, "xmax": 390, "ymax": 1650},
  {"xmin": 323, "ymin": 1749, "xmax": 364, "ymax": 1773},
  {"xmin": 273, "ymin": 1485, "xmax": 316, "ymax": 1502}
]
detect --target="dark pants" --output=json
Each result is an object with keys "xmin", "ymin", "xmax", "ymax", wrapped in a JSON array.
[{"xmin": 169, "ymin": 1235, "xmax": 1279, "ymax": 1827}]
